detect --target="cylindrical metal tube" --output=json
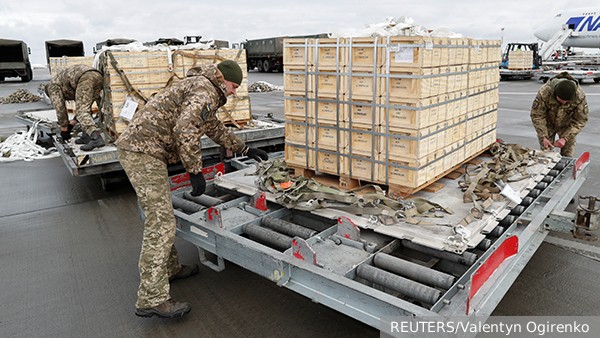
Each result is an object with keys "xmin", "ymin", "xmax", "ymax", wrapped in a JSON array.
[
  {"xmin": 373, "ymin": 253, "xmax": 455, "ymax": 289},
  {"xmin": 356, "ymin": 264, "xmax": 441, "ymax": 305},
  {"xmin": 172, "ymin": 195, "xmax": 204, "ymax": 213},
  {"xmin": 476, "ymin": 238, "xmax": 492, "ymax": 251},
  {"xmin": 489, "ymin": 226, "xmax": 505, "ymax": 237},
  {"xmin": 261, "ymin": 216, "xmax": 317, "ymax": 239},
  {"xmin": 243, "ymin": 224, "xmax": 293, "ymax": 250},
  {"xmin": 182, "ymin": 191, "xmax": 222, "ymax": 207},
  {"xmin": 402, "ymin": 240, "xmax": 477, "ymax": 266}
]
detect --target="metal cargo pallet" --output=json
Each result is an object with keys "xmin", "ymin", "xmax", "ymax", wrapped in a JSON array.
[
  {"xmin": 172, "ymin": 154, "xmax": 588, "ymax": 331},
  {"xmin": 16, "ymin": 107, "xmax": 286, "ymax": 177}
]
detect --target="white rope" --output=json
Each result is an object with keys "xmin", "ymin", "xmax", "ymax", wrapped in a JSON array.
[{"xmin": 0, "ymin": 121, "xmax": 58, "ymax": 162}]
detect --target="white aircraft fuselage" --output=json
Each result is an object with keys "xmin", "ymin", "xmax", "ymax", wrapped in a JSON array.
[{"xmin": 534, "ymin": 8, "xmax": 600, "ymax": 48}]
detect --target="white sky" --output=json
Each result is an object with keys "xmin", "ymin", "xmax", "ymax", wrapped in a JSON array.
[{"xmin": 1, "ymin": 0, "xmax": 598, "ymax": 65}]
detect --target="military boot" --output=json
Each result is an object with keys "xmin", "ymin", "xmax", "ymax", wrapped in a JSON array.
[
  {"xmin": 80, "ymin": 131, "xmax": 105, "ymax": 151},
  {"xmin": 135, "ymin": 299, "xmax": 191, "ymax": 318},
  {"xmin": 75, "ymin": 132, "xmax": 90, "ymax": 144}
]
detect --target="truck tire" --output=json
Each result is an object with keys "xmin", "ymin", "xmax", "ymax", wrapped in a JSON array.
[
  {"xmin": 20, "ymin": 65, "xmax": 33, "ymax": 82},
  {"xmin": 594, "ymin": 78, "xmax": 600, "ymax": 83},
  {"xmin": 256, "ymin": 60, "xmax": 264, "ymax": 72},
  {"xmin": 262, "ymin": 59, "xmax": 271, "ymax": 72},
  {"xmin": 0, "ymin": 76, "xmax": 4, "ymax": 82}
]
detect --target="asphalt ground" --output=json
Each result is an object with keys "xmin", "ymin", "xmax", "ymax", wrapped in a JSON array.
[{"xmin": 1, "ymin": 68, "xmax": 600, "ymax": 337}]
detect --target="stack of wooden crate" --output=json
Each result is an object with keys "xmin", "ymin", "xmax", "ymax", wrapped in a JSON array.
[
  {"xmin": 48, "ymin": 48, "xmax": 250, "ymax": 142},
  {"xmin": 507, "ymin": 50, "xmax": 533, "ymax": 69},
  {"xmin": 98, "ymin": 48, "xmax": 250, "ymax": 140},
  {"xmin": 283, "ymin": 36, "xmax": 500, "ymax": 193}
]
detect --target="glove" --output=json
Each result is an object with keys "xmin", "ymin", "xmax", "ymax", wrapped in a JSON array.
[
  {"xmin": 189, "ymin": 172, "xmax": 206, "ymax": 197},
  {"xmin": 542, "ymin": 137, "xmax": 554, "ymax": 150},
  {"xmin": 244, "ymin": 147, "xmax": 269, "ymax": 162},
  {"xmin": 554, "ymin": 138, "xmax": 567, "ymax": 148}
]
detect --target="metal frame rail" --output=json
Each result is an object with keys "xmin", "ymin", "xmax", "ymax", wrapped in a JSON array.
[{"xmin": 173, "ymin": 156, "xmax": 588, "ymax": 331}]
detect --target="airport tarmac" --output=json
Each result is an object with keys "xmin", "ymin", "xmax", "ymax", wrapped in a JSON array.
[{"xmin": 1, "ymin": 68, "xmax": 600, "ymax": 337}]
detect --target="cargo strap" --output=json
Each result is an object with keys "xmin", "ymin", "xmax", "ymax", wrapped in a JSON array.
[
  {"xmin": 253, "ymin": 159, "xmax": 453, "ymax": 225},
  {"xmin": 106, "ymin": 51, "xmax": 149, "ymax": 104},
  {"xmin": 459, "ymin": 142, "xmax": 535, "ymax": 203}
]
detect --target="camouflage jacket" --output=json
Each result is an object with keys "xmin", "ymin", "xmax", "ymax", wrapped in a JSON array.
[
  {"xmin": 51, "ymin": 65, "xmax": 102, "ymax": 100},
  {"xmin": 530, "ymin": 72, "xmax": 589, "ymax": 142},
  {"xmin": 115, "ymin": 64, "xmax": 246, "ymax": 174}
]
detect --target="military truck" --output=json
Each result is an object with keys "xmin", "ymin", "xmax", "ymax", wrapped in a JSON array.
[
  {"xmin": 0, "ymin": 38, "xmax": 33, "ymax": 82},
  {"xmin": 44, "ymin": 39, "xmax": 85, "ymax": 65},
  {"xmin": 242, "ymin": 34, "xmax": 328, "ymax": 72}
]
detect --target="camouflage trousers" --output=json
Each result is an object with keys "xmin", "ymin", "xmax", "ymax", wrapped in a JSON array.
[
  {"xmin": 118, "ymin": 149, "xmax": 181, "ymax": 308},
  {"xmin": 46, "ymin": 71, "xmax": 103, "ymax": 135},
  {"xmin": 540, "ymin": 130, "xmax": 576, "ymax": 157}
]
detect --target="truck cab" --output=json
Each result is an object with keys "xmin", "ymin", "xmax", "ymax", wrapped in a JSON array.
[{"xmin": 0, "ymin": 38, "xmax": 33, "ymax": 82}]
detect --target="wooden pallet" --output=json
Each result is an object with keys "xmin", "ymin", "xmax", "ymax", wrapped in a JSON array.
[
  {"xmin": 387, "ymin": 146, "xmax": 491, "ymax": 198},
  {"xmin": 288, "ymin": 165, "xmax": 361, "ymax": 190},
  {"xmin": 287, "ymin": 146, "xmax": 493, "ymax": 198}
]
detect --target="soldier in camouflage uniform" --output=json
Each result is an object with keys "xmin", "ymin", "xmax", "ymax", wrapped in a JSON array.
[
  {"xmin": 530, "ymin": 72, "xmax": 588, "ymax": 157},
  {"xmin": 45, "ymin": 64, "xmax": 106, "ymax": 151},
  {"xmin": 116, "ymin": 60, "xmax": 268, "ymax": 319}
]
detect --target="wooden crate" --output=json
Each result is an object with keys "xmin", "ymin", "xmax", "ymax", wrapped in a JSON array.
[
  {"xmin": 49, "ymin": 56, "xmax": 94, "ymax": 78},
  {"xmin": 445, "ymin": 94, "xmax": 469, "ymax": 120},
  {"xmin": 284, "ymin": 93, "xmax": 313, "ymax": 120},
  {"xmin": 285, "ymin": 143, "xmax": 315, "ymax": 169},
  {"xmin": 347, "ymin": 37, "xmax": 382, "ymax": 71},
  {"xmin": 315, "ymin": 122, "xmax": 341, "ymax": 152},
  {"xmin": 284, "ymin": 119, "xmax": 313, "ymax": 145},
  {"xmin": 379, "ymin": 67, "xmax": 449, "ymax": 100},
  {"xmin": 315, "ymin": 150, "xmax": 340, "ymax": 175},
  {"xmin": 314, "ymin": 93, "xmax": 343, "ymax": 123},
  {"xmin": 382, "ymin": 36, "xmax": 446, "ymax": 69},
  {"xmin": 283, "ymin": 38, "xmax": 314, "ymax": 67},
  {"xmin": 107, "ymin": 68, "xmax": 176, "ymax": 87},
  {"xmin": 378, "ymin": 123, "xmax": 447, "ymax": 162},
  {"xmin": 315, "ymin": 38, "xmax": 346, "ymax": 71},
  {"xmin": 340, "ymin": 154, "xmax": 377, "ymax": 182},
  {"xmin": 446, "ymin": 65, "xmax": 469, "ymax": 93},
  {"xmin": 448, "ymin": 38, "xmax": 471, "ymax": 66},
  {"xmin": 444, "ymin": 117, "xmax": 467, "ymax": 145},
  {"xmin": 284, "ymin": 65, "xmax": 313, "ymax": 95},
  {"xmin": 315, "ymin": 70, "xmax": 343, "ymax": 96},
  {"xmin": 378, "ymin": 95, "xmax": 446, "ymax": 130},
  {"xmin": 347, "ymin": 71, "xmax": 378, "ymax": 100},
  {"xmin": 341, "ymin": 125, "xmax": 377, "ymax": 158},
  {"xmin": 343, "ymin": 98, "xmax": 377, "ymax": 128}
]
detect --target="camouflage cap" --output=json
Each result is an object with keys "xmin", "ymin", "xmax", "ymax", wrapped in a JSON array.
[
  {"xmin": 217, "ymin": 60, "xmax": 243, "ymax": 85},
  {"xmin": 554, "ymin": 79, "xmax": 577, "ymax": 101}
]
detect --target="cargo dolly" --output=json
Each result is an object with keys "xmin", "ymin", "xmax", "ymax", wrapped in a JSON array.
[{"xmin": 171, "ymin": 151, "xmax": 590, "ymax": 332}]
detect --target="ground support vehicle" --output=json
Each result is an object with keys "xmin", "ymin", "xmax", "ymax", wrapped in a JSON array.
[
  {"xmin": 536, "ymin": 67, "xmax": 600, "ymax": 84},
  {"xmin": 15, "ymin": 108, "xmax": 285, "ymax": 188},
  {"xmin": 170, "ymin": 149, "xmax": 591, "ymax": 334},
  {"xmin": 0, "ymin": 38, "xmax": 33, "ymax": 82},
  {"xmin": 499, "ymin": 42, "xmax": 541, "ymax": 80}
]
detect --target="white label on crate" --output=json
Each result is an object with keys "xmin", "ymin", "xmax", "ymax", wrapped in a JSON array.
[
  {"xmin": 425, "ymin": 41, "xmax": 434, "ymax": 50},
  {"xmin": 120, "ymin": 97, "xmax": 139, "ymax": 121},
  {"xmin": 395, "ymin": 47, "xmax": 414, "ymax": 63},
  {"xmin": 500, "ymin": 183, "xmax": 522, "ymax": 204}
]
